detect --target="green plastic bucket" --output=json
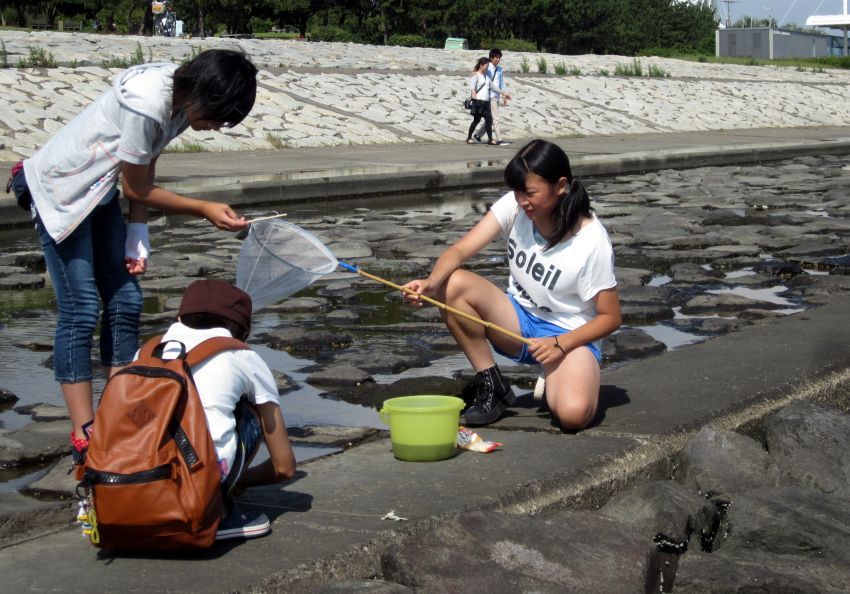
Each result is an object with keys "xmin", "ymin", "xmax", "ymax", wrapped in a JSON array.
[{"xmin": 380, "ymin": 395, "xmax": 465, "ymax": 462}]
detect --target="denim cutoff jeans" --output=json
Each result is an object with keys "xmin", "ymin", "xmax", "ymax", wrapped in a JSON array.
[{"xmin": 35, "ymin": 193, "xmax": 142, "ymax": 382}]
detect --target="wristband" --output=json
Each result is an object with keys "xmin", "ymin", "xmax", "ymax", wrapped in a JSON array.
[
  {"xmin": 553, "ymin": 335, "xmax": 566, "ymax": 355},
  {"xmin": 125, "ymin": 222, "xmax": 150, "ymax": 260}
]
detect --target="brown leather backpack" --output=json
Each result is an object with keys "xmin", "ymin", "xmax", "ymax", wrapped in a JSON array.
[{"xmin": 76, "ymin": 334, "xmax": 247, "ymax": 551}]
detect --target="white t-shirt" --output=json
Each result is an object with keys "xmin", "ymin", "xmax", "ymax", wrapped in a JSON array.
[
  {"xmin": 24, "ymin": 63, "xmax": 189, "ymax": 243},
  {"xmin": 470, "ymin": 73, "xmax": 489, "ymax": 101},
  {"xmin": 156, "ymin": 322, "xmax": 280, "ymax": 479},
  {"xmin": 490, "ymin": 192, "xmax": 617, "ymax": 351}
]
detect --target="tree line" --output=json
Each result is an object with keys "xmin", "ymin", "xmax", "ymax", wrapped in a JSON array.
[{"xmin": 2, "ymin": 0, "xmax": 719, "ymax": 55}]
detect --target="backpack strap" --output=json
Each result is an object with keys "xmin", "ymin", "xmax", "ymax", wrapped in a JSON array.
[
  {"xmin": 138, "ymin": 334, "xmax": 165, "ymax": 359},
  {"xmin": 185, "ymin": 336, "xmax": 248, "ymax": 367}
]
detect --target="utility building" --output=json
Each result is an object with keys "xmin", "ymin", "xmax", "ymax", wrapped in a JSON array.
[{"xmin": 716, "ymin": 27, "xmax": 847, "ymax": 59}]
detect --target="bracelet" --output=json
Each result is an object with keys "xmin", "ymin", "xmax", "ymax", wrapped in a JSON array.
[{"xmin": 553, "ymin": 335, "xmax": 566, "ymax": 355}]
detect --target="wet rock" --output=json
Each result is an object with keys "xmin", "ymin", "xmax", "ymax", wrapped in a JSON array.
[
  {"xmin": 599, "ymin": 479, "xmax": 717, "ymax": 553},
  {"xmin": 620, "ymin": 303, "xmax": 675, "ymax": 323},
  {"xmin": 20, "ymin": 455, "xmax": 78, "ymax": 499},
  {"xmin": 287, "ymin": 425, "xmax": 382, "ymax": 449},
  {"xmin": 737, "ymin": 308, "xmax": 786, "ymax": 320},
  {"xmin": 307, "ymin": 364, "xmax": 374, "ymax": 387},
  {"xmin": 0, "ymin": 251, "xmax": 45, "ymax": 272},
  {"xmin": 667, "ymin": 262, "xmax": 723, "ymax": 284},
  {"xmin": 381, "ymin": 510, "xmax": 660, "ymax": 593},
  {"xmin": 326, "ymin": 240, "xmax": 373, "ymax": 259},
  {"xmin": 714, "ymin": 486, "xmax": 850, "ymax": 565},
  {"xmin": 672, "ymin": 427, "xmax": 771, "ymax": 499},
  {"xmin": 603, "ymin": 329, "xmax": 666, "ymax": 362},
  {"xmin": 138, "ymin": 277, "xmax": 193, "ymax": 293},
  {"xmin": 324, "ymin": 343, "xmax": 436, "ymax": 374},
  {"xmin": 264, "ymin": 296, "xmax": 331, "ymax": 313},
  {"xmin": 13, "ymin": 403, "xmax": 68, "ymax": 422},
  {"xmin": 263, "ymin": 327, "xmax": 353, "ymax": 353},
  {"xmin": 12, "ymin": 339, "xmax": 53, "ymax": 352},
  {"xmin": 764, "ymin": 400, "xmax": 850, "ymax": 495},
  {"xmin": 680, "ymin": 292, "xmax": 784, "ymax": 314},
  {"xmin": 674, "ymin": 550, "xmax": 850, "ymax": 593},
  {"xmin": 615, "ymin": 267, "xmax": 655, "ymax": 288},
  {"xmin": 0, "ymin": 273, "xmax": 45, "ymax": 290},
  {"xmin": 0, "ymin": 421, "xmax": 71, "ymax": 468},
  {"xmin": 316, "ymin": 580, "xmax": 411, "ymax": 593},
  {"xmin": 326, "ymin": 376, "xmax": 466, "ymax": 409},
  {"xmin": 271, "ymin": 370, "xmax": 297, "ymax": 395},
  {"xmin": 754, "ymin": 259, "xmax": 803, "ymax": 277},
  {"xmin": 667, "ymin": 316, "xmax": 753, "ymax": 336},
  {"xmin": 0, "ymin": 389, "xmax": 19, "ymax": 408},
  {"xmin": 0, "ymin": 492, "xmax": 72, "ymax": 545},
  {"xmin": 324, "ymin": 310, "xmax": 361, "ymax": 323}
]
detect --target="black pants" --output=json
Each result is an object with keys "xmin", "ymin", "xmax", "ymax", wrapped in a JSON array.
[{"xmin": 468, "ymin": 100, "xmax": 493, "ymax": 142}]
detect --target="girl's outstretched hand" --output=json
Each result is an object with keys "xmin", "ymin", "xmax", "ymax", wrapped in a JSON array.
[
  {"xmin": 401, "ymin": 279, "xmax": 432, "ymax": 306},
  {"xmin": 202, "ymin": 202, "xmax": 247, "ymax": 231}
]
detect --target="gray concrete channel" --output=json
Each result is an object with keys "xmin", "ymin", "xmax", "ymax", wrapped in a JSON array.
[{"xmin": 0, "ymin": 127, "xmax": 849, "ymax": 592}]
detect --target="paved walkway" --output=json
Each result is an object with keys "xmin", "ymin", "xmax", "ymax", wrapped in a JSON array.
[
  {"xmin": 4, "ymin": 124, "xmax": 850, "ymax": 227},
  {"xmin": 0, "ymin": 126, "xmax": 849, "ymax": 591}
]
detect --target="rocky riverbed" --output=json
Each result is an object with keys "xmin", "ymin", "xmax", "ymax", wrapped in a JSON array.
[{"xmin": 1, "ymin": 152, "xmax": 848, "ymax": 483}]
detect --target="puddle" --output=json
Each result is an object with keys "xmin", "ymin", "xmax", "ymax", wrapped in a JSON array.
[
  {"xmin": 708, "ymin": 286, "xmax": 796, "ymax": 307},
  {"xmin": 647, "ymin": 274, "xmax": 672, "ymax": 287},
  {"xmin": 724, "ymin": 268, "xmax": 755, "ymax": 279},
  {"xmin": 635, "ymin": 323, "xmax": 706, "ymax": 350}
]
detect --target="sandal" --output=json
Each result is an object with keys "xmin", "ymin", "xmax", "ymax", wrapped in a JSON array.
[
  {"xmin": 487, "ymin": 141, "xmax": 498, "ymax": 145},
  {"xmin": 466, "ymin": 138, "xmax": 476, "ymax": 144}
]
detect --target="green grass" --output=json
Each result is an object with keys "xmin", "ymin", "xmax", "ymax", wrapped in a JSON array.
[
  {"xmin": 554, "ymin": 60, "xmax": 567, "ymax": 75},
  {"xmin": 265, "ymin": 133, "xmax": 287, "ymax": 149},
  {"xmin": 252, "ymin": 31, "xmax": 301, "ymax": 40},
  {"xmin": 614, "ymin": 58, "xmax": 644, "ymax": 76},
  {"xmin": 164, "ymin": 142, "xmax": 206, "ymax": 153},
  {"xmin": 18, "ymin": 46, "xmax": 57, "ymax": 68},
  {"xmin": 0, "ymin": 40, "xmax": 7, "ymax": 68},
  {"xmin": 536, "ymin": 56, "xmax": 547, "ymax": 73},
  {"xmin": 647, "ymin": 63, "xmax": 670, "ymax": 77},
  {"xmin": 520, "ymin": 55, "xmax": 530, "ymax": 73}
]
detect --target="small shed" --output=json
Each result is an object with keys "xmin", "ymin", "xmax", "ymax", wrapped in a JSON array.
[
  {"xmin": 716, "ymin": 27, "xmax": 847, "ymax": 59},
  {"xmin": 444, "ymin": 38, "xmax": 469, "ymax": 50}
]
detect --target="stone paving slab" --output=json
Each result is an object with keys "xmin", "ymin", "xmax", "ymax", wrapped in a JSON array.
[{"xmin": 1, "ymin": 300, "xmax": 847, "ymax": 592}]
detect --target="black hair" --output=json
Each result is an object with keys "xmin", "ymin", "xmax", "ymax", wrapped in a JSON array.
[
  {"xmin": 504, "ymin": 139, "xmax": 592, "ymax": 251},
  {"xmin": 173, "ymin": 49, "xmax": 257, "ymax": 127},
  {"xmin": 473, "ymin": 56, "xmax": 490, "ymax": 72},
  {"xmin": 488, "ymin": 48, "xmax": 502, "ymax": 59},
  {"xmin": 180, "ymin": 312, "xmax": 249, "ymax": 341}
]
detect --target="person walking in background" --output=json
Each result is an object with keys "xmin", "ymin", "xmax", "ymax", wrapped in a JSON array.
[
  {"xmin": 467, "ymin": 57, "xmax": 495, "ymax": 145},
  {"xmin": 9, "ymin": 49, "xmax": 258, "ymax": 467},
  {"xmin": 474, "ymin": 48, "xmax": 511, "ymax": 145},
  {"xmin": 402, "ymin": 140, "xmax": 621, "ymax": 428}
]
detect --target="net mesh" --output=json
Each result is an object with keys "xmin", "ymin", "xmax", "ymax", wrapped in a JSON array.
[{"xmin": 236, "ymin": 220, "xmax": 338, "ymax": 311}]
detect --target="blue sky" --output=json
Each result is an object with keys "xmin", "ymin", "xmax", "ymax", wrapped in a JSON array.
[{"xmin": 720, "ymin": 1, "xmax": 849, "ymax": 29}]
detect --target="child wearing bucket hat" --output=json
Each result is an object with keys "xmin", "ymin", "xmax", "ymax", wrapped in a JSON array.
[{"xmin": 157, "ymin": 279, "xmax": 296, "ymax": 540}]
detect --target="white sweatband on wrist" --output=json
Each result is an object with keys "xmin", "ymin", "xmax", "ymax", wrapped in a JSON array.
[{"xmin": 125, "ymin": 223, "xmax": 150, "ymax": 260}]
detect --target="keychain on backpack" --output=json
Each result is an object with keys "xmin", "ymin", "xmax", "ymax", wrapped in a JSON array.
[{"xmin": 76, "ymin": 494, "xmax": 99, "ymax": 544}]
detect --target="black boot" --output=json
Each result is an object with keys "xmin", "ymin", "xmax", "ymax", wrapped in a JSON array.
[{"xmin": 462, "ymin": 365, "xmax": 516, "ymax": 426}]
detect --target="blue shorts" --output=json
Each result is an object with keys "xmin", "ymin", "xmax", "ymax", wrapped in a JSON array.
[
  {"xmin": 492, "ymin": 294, "xmax": 602, "ymax": 365},
  {"xmin": 220, "ymin": 400, "xmax": 262, "ymax": 502}
]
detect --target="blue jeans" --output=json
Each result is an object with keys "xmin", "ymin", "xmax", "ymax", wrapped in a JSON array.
[{"xmin": 35, "ymin": 192, "xmax": 142, "ymax": 382}]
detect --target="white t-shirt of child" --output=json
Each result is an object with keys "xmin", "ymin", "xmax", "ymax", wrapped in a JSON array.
[
  {"xmin": 490, "ymin": 192, "xmax": 617, "ymax": 351},
  {"xmin": 157, "ymin": 322, "xmax": 280, "ymax": 480}
]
